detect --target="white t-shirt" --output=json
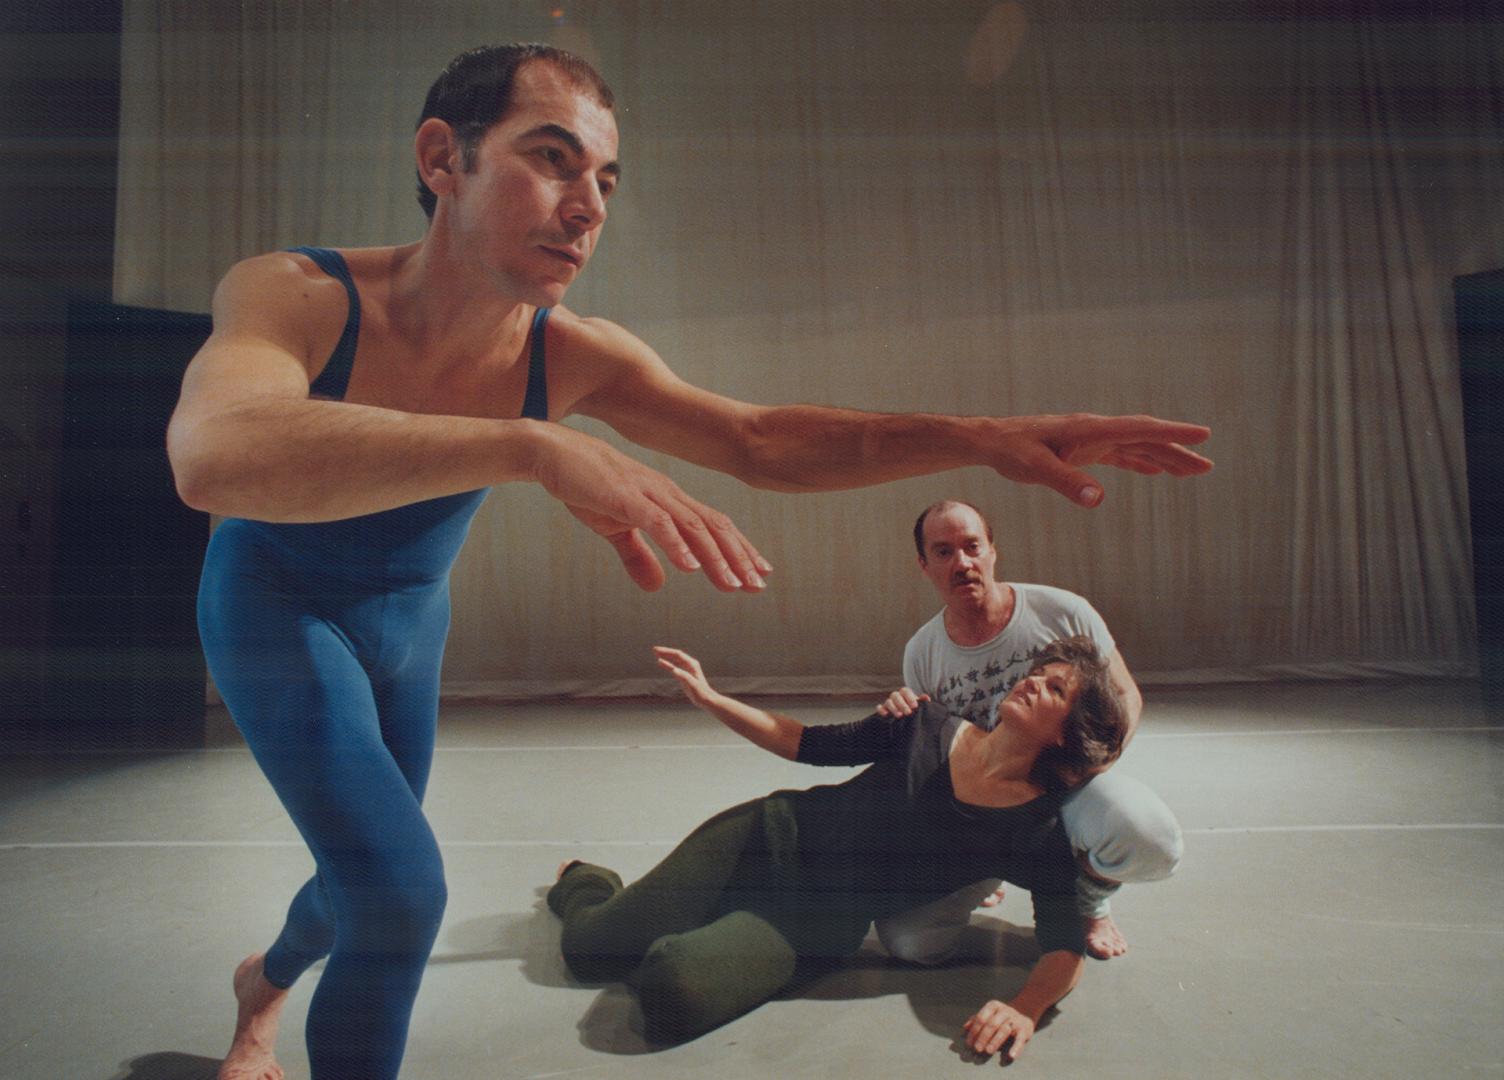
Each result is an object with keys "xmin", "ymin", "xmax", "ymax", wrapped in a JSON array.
[{"xmin": 902, "ymin": 582, "xmax": 1115, "ymax": 730}]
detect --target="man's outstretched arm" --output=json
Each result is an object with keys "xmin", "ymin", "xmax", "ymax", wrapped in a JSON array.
[{"xmin": 571, "ymin": 318, "xmax": 1212, "ymax": 508}]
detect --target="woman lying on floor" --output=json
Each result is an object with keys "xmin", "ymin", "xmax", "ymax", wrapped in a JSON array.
[{"xmin": 546, "ymin": 635, "xmax": 1127, "ymax": 1061}]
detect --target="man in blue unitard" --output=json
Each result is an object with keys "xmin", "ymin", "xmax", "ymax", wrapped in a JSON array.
[{"xmin": 169, "ymin": 43, "xmax": 1213, "ymax": 1080}]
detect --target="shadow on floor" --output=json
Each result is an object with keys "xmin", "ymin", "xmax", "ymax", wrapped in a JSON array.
[
  {"xmin": 107, "ymin": 1052, "xmax": 220, "ymax": 1080},
  {"xmin": 431, "ymin": 892, "xmax": 577, "ymax": 989}
]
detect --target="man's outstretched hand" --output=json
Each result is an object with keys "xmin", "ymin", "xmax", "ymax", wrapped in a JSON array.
[{"xmin": 989, "ymin": 413, "xmax": 1212, "ymax": 507}]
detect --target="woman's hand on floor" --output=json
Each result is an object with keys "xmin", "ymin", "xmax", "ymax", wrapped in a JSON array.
[{"xmin": 962, "ymin": 999, "xmax": 1035, "ymax": 1060}]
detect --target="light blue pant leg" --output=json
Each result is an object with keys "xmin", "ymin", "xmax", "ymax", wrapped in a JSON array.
[
  {"xmin": 1061, "ymin": 771, "xmax": 1183, "ymax": 918},
  {"xmin": 874, "ymin": 878, "xmax": 1002, "ymax": 964}
]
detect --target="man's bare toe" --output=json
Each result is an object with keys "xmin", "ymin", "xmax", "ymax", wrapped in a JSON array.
[{"xmin": 1084, "ymin": 915, "xmax": 1129, "ymax": 959}]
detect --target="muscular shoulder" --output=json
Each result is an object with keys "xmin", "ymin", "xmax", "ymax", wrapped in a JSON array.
[
  {"xmin": 211, "ymin": 251, "xmax": 353, "ymax": 374},
  {"xmin": 545, "ymin": 307, "xmax": 659, "ymax": 368},
  {"xmin": 540, "ymin": 306, "xmax": 688, "ymax": 417}
]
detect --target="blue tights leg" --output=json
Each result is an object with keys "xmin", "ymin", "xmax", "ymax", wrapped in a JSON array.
[{"xmin": 204, "ymin": 585, "xmax": 447, "ymax": 1080}]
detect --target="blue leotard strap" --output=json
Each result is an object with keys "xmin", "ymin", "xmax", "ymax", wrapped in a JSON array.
[
  {"xmin": 523, "ymin": 306, "xmax": 551, "ymax": 420},
  {"xmin": 289, "ymin": 245, "xmax": 549, "ymax": 421},
  {"xmin": 288, "ymin": 246, "xmax": 361, "ymax": 401}
]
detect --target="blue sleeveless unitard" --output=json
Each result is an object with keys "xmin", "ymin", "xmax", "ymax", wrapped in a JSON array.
[{"xmin": 196, "ymin": 246, "xmax": 550, "ymax": 1079}]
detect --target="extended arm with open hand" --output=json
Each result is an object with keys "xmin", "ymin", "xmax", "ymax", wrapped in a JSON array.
[
  {"xmin": 652, "ymin": 646, "xmax": 803, "ymax": 760},
  {"xmin": 574, "ymin": 322, "xmax": 1213, "ymax": 509}
]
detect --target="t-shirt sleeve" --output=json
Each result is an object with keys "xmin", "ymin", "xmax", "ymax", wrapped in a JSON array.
[
  {"xmin": 1029, "ymin": 585, "xmax": 1116, "ymax": 660},
  {"xmin": 1076, "ymin": 598, "xmax": 1115, "ymax": 659},
  {"xmin": 796, "ymin": 710, "xmax": 916, "ymax": 766}
]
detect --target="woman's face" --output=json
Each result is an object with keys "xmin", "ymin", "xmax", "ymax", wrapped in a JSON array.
[{"xmin": 997, "ymin": 661, "xmax": 1081, "ymax": 746}]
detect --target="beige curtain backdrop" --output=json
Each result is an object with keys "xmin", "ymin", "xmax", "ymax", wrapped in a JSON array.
[{"xmin": 115, "ymin": 0, "xmax": 1502, "ymax": 697}]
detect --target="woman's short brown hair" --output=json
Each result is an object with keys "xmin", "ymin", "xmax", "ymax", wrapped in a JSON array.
[{"xmin": 1025, "ymin": 635, "xmax": 1127, "ymax": 792}]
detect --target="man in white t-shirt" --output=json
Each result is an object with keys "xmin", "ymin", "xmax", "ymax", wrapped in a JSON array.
[{"xmin": 873, "ymin": 499, "xmax": 1182, "ymax": 961}]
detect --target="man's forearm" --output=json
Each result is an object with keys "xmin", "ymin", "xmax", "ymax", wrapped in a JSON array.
[
  {"xmin": 168, "ymin": 399, "xmax": 551, "ymax": 522},
  {"xmin": 733, "ymin": 406, "xmax": 993, "ymax": 493}
]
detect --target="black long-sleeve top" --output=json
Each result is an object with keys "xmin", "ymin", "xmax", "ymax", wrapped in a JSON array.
[{"xmin": 773, "ymin": 701, "xmax": 1086, "ymax": 956}]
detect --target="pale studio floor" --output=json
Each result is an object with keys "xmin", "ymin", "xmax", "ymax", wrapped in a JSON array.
[{"xmin": 2, "ymin": 679, "xmax": 1502, "ymax": 1080}]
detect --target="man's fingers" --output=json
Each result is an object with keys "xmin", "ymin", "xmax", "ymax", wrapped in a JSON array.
[
  {"xmin": 1100, "ymin": 447, "xmax": 1167, "ymax": 476},
  {"xmin": 565, "ymin": 504, "xmax": 670, "ymax": 591},
  {"xmin": 625, "ymin": 488, "xmax": 765, "ymax": 592},
  {"xmin": 664, "ymin": 499, "xmax": 768, "ymax": 592},
  {"xmin": 1109, "ymin": 439, "xmax": 1213, "ymax": 475},
  {"xmin": 1014, "ymin": 450, "xmax": 1105, "ymax": 508},
  {"xmin": 1078, "ymin": 414, "xmax": 1211, "ymax": 446},
  {"xmin": 604, "ymin": 526, "xmax": 668, "ymax": 592},
  {"xmin": 550, "ymin": 434, "xmax": 769, "ymax": 591},
  {"xmin": 698, "ymin": 506, "xmax": 772, "ymax": 591},
  {"xmin": 880, "ymin": 689, "xmax": 918, "ymax": 716},
  {"xmin": 1148, "ymin": 441, "xmax": 1215, "ymax": 474}
]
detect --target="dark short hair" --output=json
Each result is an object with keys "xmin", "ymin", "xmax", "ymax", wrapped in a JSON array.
[
  {"xmin": 1024, "ymin": 635, "xmax": 1127, "ymax": 792},
  {"xmin": 912, "ymin": 499, "xmax": 993, "ymax": 561},
  {"xmin": 415, "ymin": 43, "xmax": 615, "ymax": 219}
]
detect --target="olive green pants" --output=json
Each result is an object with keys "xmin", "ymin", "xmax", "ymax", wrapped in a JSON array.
[{"xmin": 547, "ymin": 798, "xmax": 802, "ymax": 1043}]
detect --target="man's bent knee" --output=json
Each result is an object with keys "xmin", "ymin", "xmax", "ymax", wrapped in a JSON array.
[
  {"xmin": 875, "ymin": 919, "xmax": 963, "ymax": 966},
  {"xmin": 1065, "ymin": 773, "xmax": 1183, "ymax": 885}
]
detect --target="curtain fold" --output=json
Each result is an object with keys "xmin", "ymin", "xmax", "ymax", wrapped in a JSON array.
[{"xmin": 115, "ymin": 1, "xmax": 1499, "ymax": 694}]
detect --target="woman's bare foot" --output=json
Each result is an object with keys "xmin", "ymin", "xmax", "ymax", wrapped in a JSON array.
[
  {"xmin": 1084, "ymin": 915, "xmax": 1128, "ymax": 959},
  {"xmin": 218, "ymin": 953, "xmax": 289, "ymax": 1080}
]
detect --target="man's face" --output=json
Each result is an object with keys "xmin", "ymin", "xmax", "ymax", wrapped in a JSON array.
[
  {"xmin": 918, "ymin": 504, "xmax": 998, "ymax": 605},
  {"xmin": 445, "ymin": 61, "xmax": 619, "ymax": 306}
]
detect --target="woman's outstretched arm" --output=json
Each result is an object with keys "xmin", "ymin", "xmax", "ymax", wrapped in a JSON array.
[{"xmin": 653, "ymin": 646, "xmax": 803, "ymax": 760}]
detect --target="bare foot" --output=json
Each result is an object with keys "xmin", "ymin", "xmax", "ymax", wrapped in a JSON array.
[
  {"xmin": 978, "ymin": 885, "xmax": 1006, "ymax": 908},
  {"xmin": 218, "ymin": 953, "xmax": 289, "ymax": 1080},
  {"xmin": 1085, "ymin": 915, "xmax": 1128, "ymax": 959}
]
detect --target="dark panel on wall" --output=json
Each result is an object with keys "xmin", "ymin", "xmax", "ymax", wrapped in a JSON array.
[
  {"xmin": 0, "ymin": 1, "xmax": 122, "ymax": 298},
  {"xmin": 44, "ymin": 300, "xmax": 211, "ymax": 749},
  {"xmin": 1455, "ymin": 268, "xmax": 1504, "ymax": 707}
]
